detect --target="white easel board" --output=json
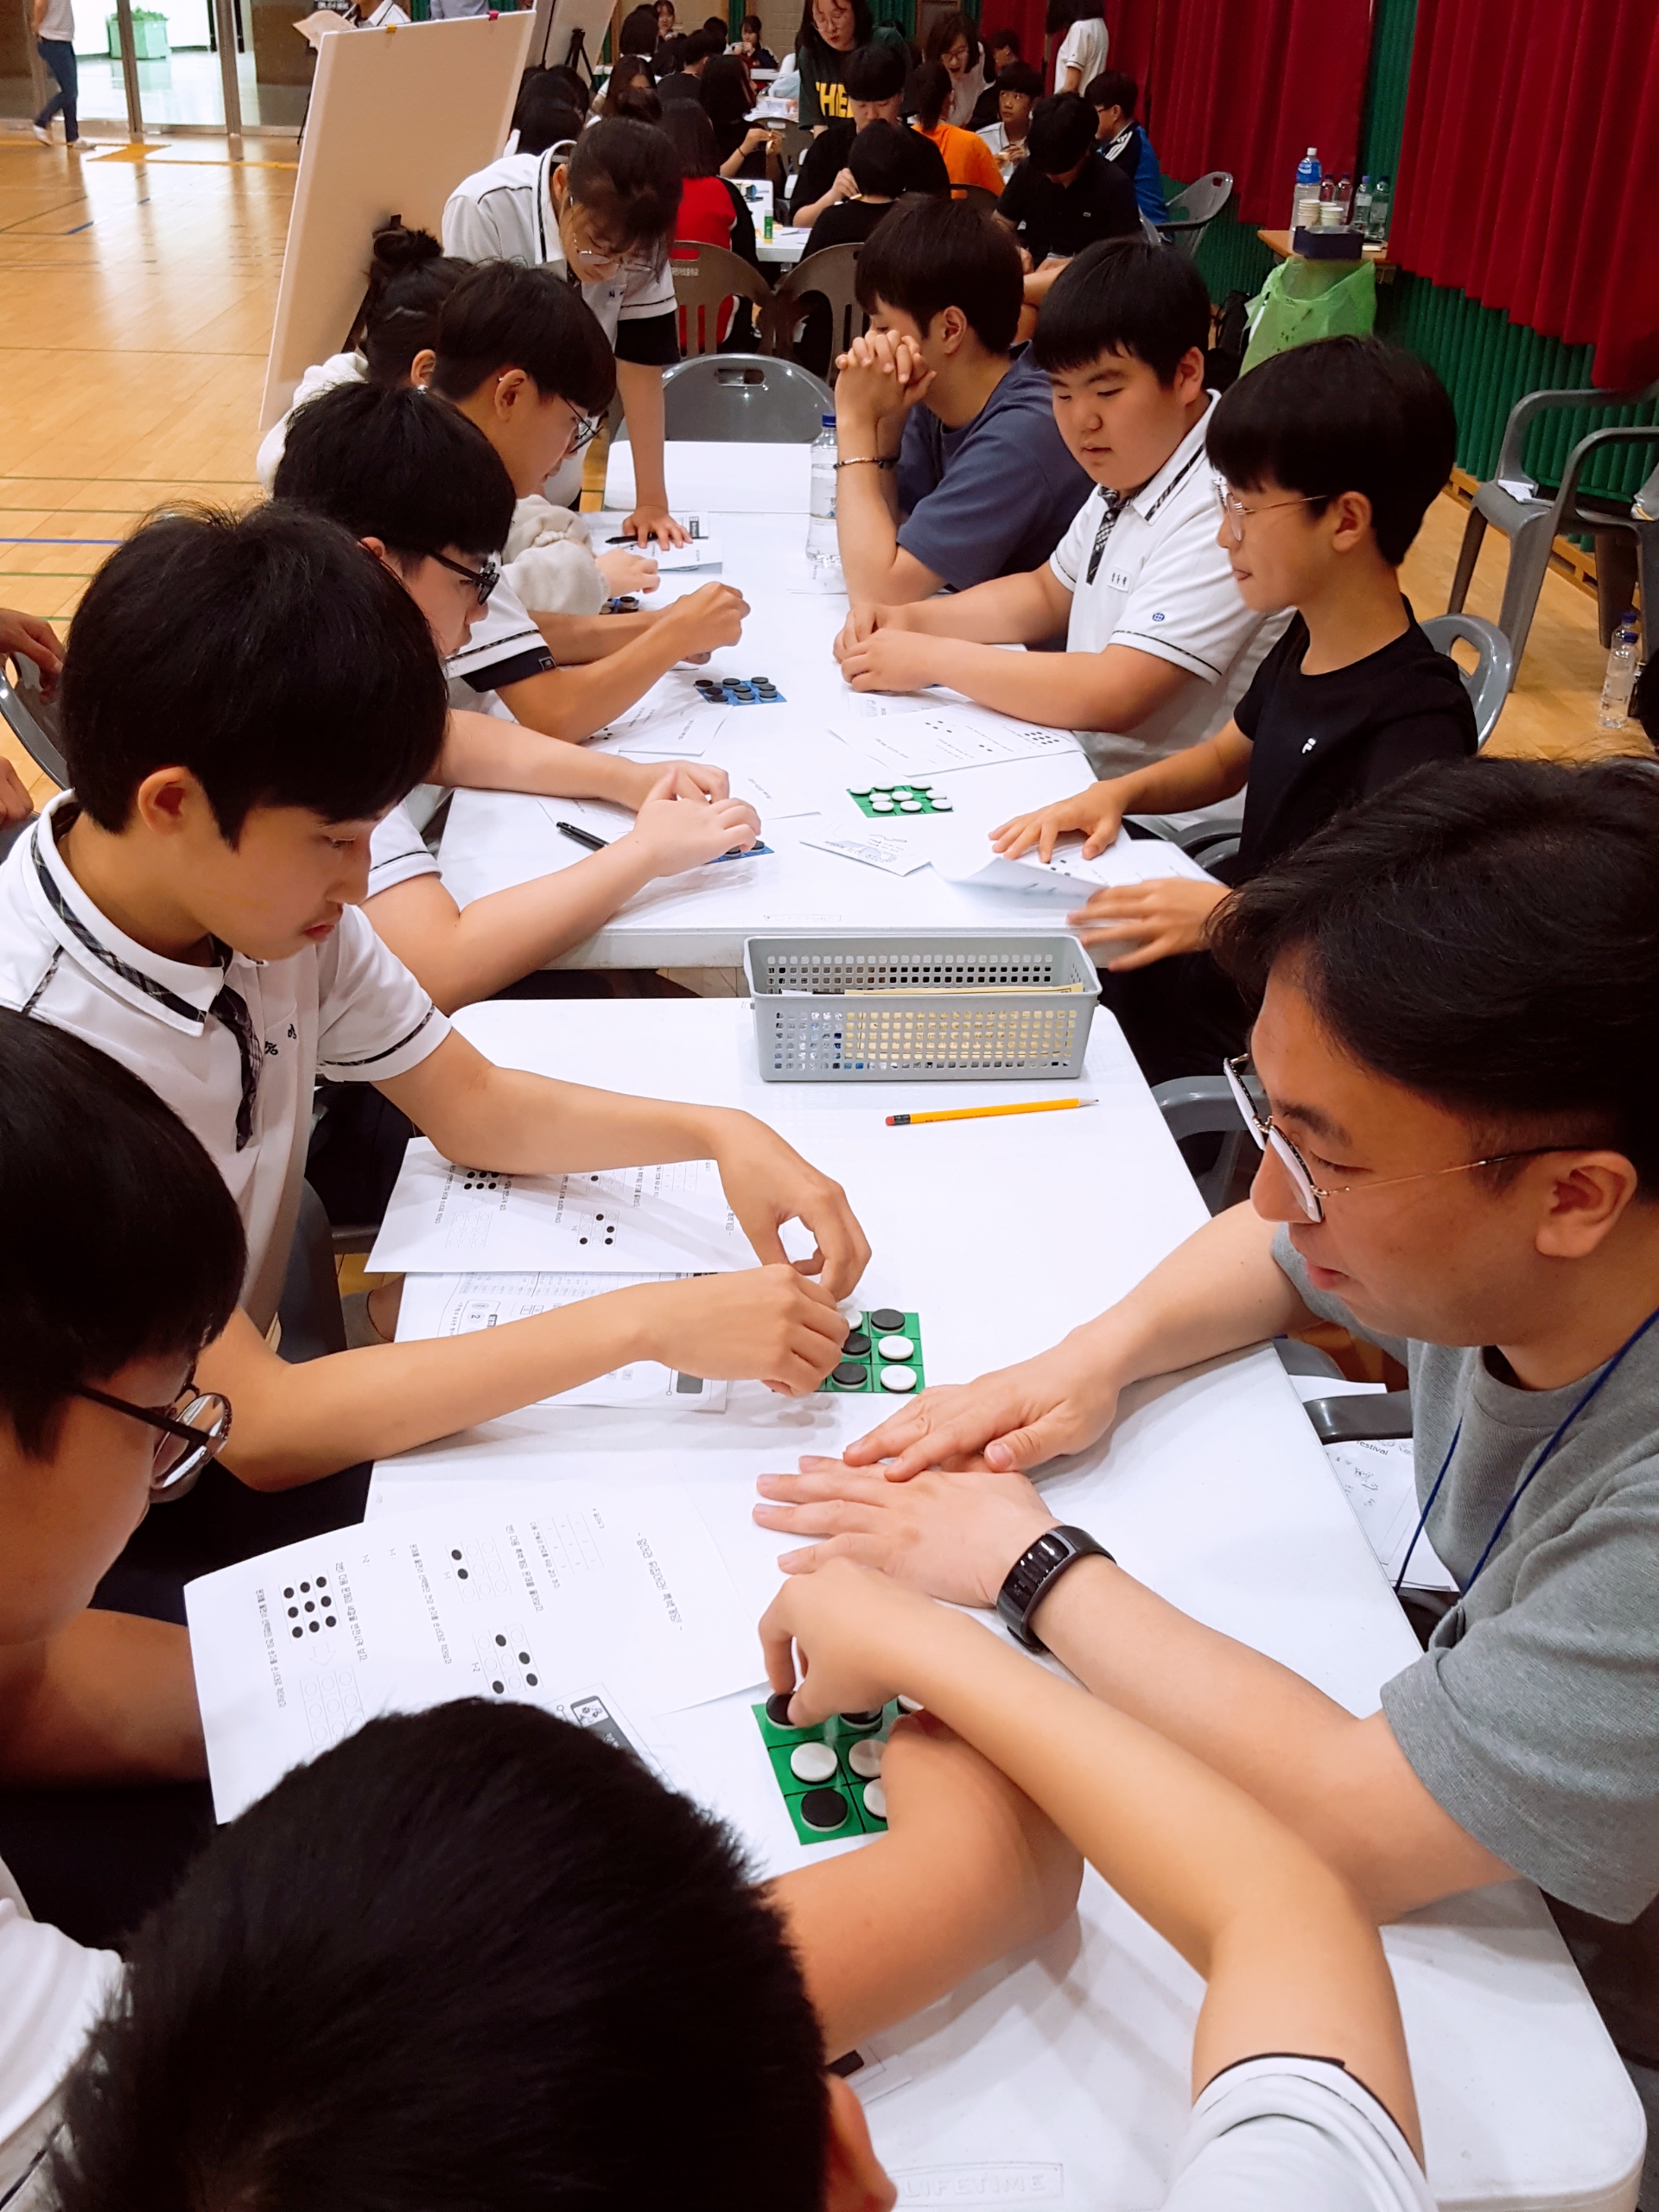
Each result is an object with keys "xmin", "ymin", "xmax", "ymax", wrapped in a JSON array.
[
  {"xmin": 526, "ymin": 0, "xmax": 614, "ymax": 73},
  {"xmin": 259, "ymin": 11, "xmax": 535, "ymax": 435}
]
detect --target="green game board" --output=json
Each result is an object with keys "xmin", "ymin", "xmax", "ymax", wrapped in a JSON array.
[
  {"xmin": 847, "ymin": 784, "xmax": 953, "ymax": 818},
  {"xmin": 753, "ymin": 1694, "xmax": 899, "ymax": 1845},
  {"xmin": 818, "ymin": 1309, "xmax": 925, "ymax": 1395}
]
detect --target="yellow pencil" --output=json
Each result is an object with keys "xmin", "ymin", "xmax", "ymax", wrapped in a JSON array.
[{"xmin": 884, "ymin": 1098, "xmax": 1097, "ymax": 1128}]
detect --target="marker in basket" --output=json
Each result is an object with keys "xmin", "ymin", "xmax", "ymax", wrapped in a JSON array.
[{"xmin": 885, "ymin": 1098, "xmax": 1097, "ymax": 1128}]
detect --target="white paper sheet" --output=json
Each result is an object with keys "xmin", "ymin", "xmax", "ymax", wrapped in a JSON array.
[
  {"xmin": 1325, "ymin": 1436, "xmax": 1457, "ymax": 1592},
  {"xmin": 798, "ymin": 828, "xmax": 928, "ymax": 876},
  {"xmin": 830, "ymin": 704, "xmax": 1084, "ymax": 778},
  {"xmin": 185, "ymin": 1486, "xmax": 766, "ymax": 1820},
  {"xmin": 589, "ymin": 697, "xmax": 711, "ymax": 757},
  {"xmin": 367, "ymin": 1141, "xmax": 749, "ymax": 1274},
  {"xmin": 395, "ymin": 1272, "xmax": 729, "ymax": 1411},
  {"xmin": 933, "ymin": 828, "xmax": 1214, "ymax": 899},
  {"xmin": 728, "ymin": 760, "xmax": 826, "ymax": 820}
]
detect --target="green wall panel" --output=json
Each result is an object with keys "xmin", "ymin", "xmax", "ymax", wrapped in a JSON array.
[{"xmin": 1358, "ymin": 0, "xmax": 1415, "ymax": 185}]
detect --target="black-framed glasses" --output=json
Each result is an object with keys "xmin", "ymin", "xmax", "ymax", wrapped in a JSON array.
[
  {"xmin": 427, "ymin": 550, "xmax": 501, "ymax": 606},
  {"xmin": 564, "ymin": 409, "xmax": 603, "ymax": 457},
  {"xmin": 1223, "ymin": 1053, "xmax": 1577, "ymax": 1225},
  {"xmin": 73, "ymin": 1377, "xmax": 232, "ymax": 1502}
]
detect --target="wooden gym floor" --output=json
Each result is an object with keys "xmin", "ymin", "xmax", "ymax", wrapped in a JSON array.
[{"xmin": 1, "ymin": 130, "xmax": 1650, "ymax": 817}]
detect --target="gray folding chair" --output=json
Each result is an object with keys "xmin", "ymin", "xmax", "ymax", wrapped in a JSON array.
[
  {"xmin": 652, "ymin": 353, "xmax": 834, "ymax": 440},
  {"xmin": 769, "ymin": 241, "xmax": 868, "ymax": 368},
  {"xmin": 1446, "ymin": 379, "xmax": 1659, "ymax": 666},
  {"xmin": 668, "ymin": 238, "xmax": 776, "ymax": 359},
  {"xmin": 0, "ymin": 662, "xmax": 68, "ymax": 788},
  {"xmin": 1158, "ymin": 169, "xmax": 1231, "ymax": 259},
  {"xmin": 1418, "ymin": 613, "xmax": 1514, "ymax": 747}
]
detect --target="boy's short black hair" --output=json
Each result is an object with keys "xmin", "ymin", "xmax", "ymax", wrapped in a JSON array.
[
  {"xmin": 565, "ymin": 114, "xmax": 683, "ymax": 257},
  {"xmin": 843, "ymin": 36, "xmax": 906, "ymax": 101},
  {"xmin": 856, "ymin": 192, "xmax": 1023, "ymax": 353},
  {"xmin": 1031, "ymin": 235, "xmax": 1211, "ymax": 384},
  {"xmin": 995, "ymin": 60, "xmax": 1044, "ymax": 99},
  {"xmin": 849, "ymin": 116, "xmax": 912, "ymax": 198},
  {"xmin": 0, "ymin": 1012, "xmax": 245, "ymax": 1456},
  {"xmin": 1206, "ymin": 335, "xmax": 1457, "ymax": 566},
  {"xmin": 274, "ymin": 383, "xmax": 516, "ymax": 565},
  {"xmin": 1084, "ymin": 67, "xmax": 1136, "ymax": 115},
  {"xmin": 61, "ymin": 505, "xmax": 447, "ymax": 843},
  {"xmin": 427, "ymin": 260, "xmax": 617, "ymax": 416},
  {"xmin": 515, "ymin": 69, "xmax": 587, "ymax": 153},
  {"xmin": 1027, "ymin": 91, "xmax": 1100, "ymax": 174},
  {"xmin": 988, "ymin": 25, "xmax": 1021, "ymax": 56},
  {"xmin": 1211, "ymin": 758, "xmax": 1659, "ymax": 1194},
  {"xmin": 53, "ymin": 1703, "xmax": 830, "ymax": 2212},
  {"xmin": 683, "ymin": 23, "xmax": 725, "ymax": 60},
  {"xmin": 619, "ymin": 2, "xmax": 658, "ymax": 53}
]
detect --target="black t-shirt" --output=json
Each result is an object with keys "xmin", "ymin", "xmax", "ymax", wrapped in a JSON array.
[
  {"xmin": 995, "ymin": 147, "xmax": 1138, "ymax": 263},
  {"xmin": 804, "ymin": 195, "xmax": 897, "ymax": 257},
  {"xmin": 788, "ymin": 118, "xmax": 950, "ymax": 223},
  {"xmin": 1227, "ymin": 611, "xmax": 1478, "ymax": 881}
]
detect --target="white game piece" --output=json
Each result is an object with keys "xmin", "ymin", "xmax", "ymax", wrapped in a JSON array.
[
  {"xmin": 862, "ymin": 1778, "xmax": 887, "ymax": 1821},
  {"xmin": 869, "ymin": 795, "xmax": 895, "ymax": 814},
  {"xmin": 931, "ymin": 797, "xmax": 953, "ymax": 811},
  {"xmin": 848, "ymin": 1736, "xmax": 884, "ymax": 1779},
  {"xmin": 896, "ymin": 1694, "xmax": 924, "ymax": 1714},
  {"xmin": 879, "ymin": 1364, "xmax": 918, "ymax": 1392},
  {"xmin": 898, "ymin": 799, "xmax": 924, "ymax": 813},
  {"xmin": 876, "ymin": 1334, "xmax": 914, "ymax": 1360},
  {"xmin": 789, "ymin": 1740, "xmax": 839, "ymax": 1784}
]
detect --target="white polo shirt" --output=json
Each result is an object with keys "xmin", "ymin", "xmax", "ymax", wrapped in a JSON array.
[
  {"xmin": 444, "ymin": 568, "xmax": 553, "ymax": 713},
  {"xmin": 0, "ymin": 1861, "xmax": 120, "ymax": 2209},
  {"xmin": 1161, "ymin": 2056, "xmax": 1434, "ymax": 2211},
  {"xmin": 1049, "ymin": 396, "xmax": 1284, "ymax": 776},
  {"xmin": 0, "ymin": 797, "xmax": 449, "ymax": 1330}
]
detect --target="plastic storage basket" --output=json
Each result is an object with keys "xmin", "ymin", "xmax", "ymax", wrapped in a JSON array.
[{"xmin": 746, "ymin": 934, "xmax": 1100, "ymax": 1082}]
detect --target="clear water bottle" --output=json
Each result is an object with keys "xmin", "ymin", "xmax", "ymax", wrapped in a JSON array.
[
  {"xmin": 1291, "ymin": 145, "xmax": 1320, "ymax": 230},
  {"xmin": 1598, "ymin": 612, "xmax": 1641, "ymax": 729},
  {"xmin": 806, "ymin": 415, "xmax": 840, "ymax": 580},
  {"xmin": 1365, "ymin": 175, "xmax": 1392, "ymax": 243},
  {"xmin": 1353, "ymin": 175, "xmax": 1374, "ymax": 235}
]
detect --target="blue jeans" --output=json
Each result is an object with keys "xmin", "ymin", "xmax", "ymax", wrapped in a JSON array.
[{"xmin": 35, "ymin": 37, "xmax": 79, "ymax": 140}]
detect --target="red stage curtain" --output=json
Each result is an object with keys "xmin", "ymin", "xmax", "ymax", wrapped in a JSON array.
[
  {"xmin": 1097, "ymin": 0, "xmax": 1369, "ymax": 227},
  {"xmin": 1391, "ymin": 0, "xmax": 1659, "ymax": 389}
]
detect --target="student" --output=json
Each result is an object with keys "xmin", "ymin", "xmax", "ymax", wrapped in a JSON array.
[
  {"xmin": 275, "ymin": 382, "xmax": 759, "ymax": 1015},
  {"xmin": 906, "ymin": 60, "xmax": 1004, "ymax": 198},
  {"xmin": 985, "ymin": 24, "xmax": 1021, "ymax": 72},
  {"xmin": 995, "ymin": 92, "xmax": 1138, "ymax": 284},
  {"xmin": 800, "ymin": 121, "xmax": 908, "ymax": 257},
  {"xmin": 656, "ymin": 20, "xmax": 722, "ymax": 101},
  {"xmin": 832, "ymin": 194, "xmax": 1090, "ymax": 604},
  {"xmin": 616, "ymin": 0, "xmax": 658, "ymax": 60},
  {"xmin": 991, "ymin": 335, "xmax": 1475, "ymax": 1085},
  {"xmin": 786, "ymin": 39, "xmax": 949, "ymax": 228},
  {"xmin": 0, "ymin": 506, "xmax": 869, "ymax": 1498},
  {"xmin": 416, "ymin": 261, "xmax": 748, "ymax": 741},
  {"xmin": 512, "ymin": 67, "xmax": 587, "ymax": 149},
  {"xmin": 1085, "ymin": 68, "xmax": 1166, "ymax": 223},
  {"xmin": 702, "ymin": 53, "xmax": 784, "ymax": 183},
  {"xmin": 735, "ymin": 11, "xmax": 778, "ymax": 68},
  {"xmin": 1049, "ymin": 0, "xmax": 1107, "ymax": 95},
  {"xmin": 442, "ymin": 117, "xmax": 691, "ymax": 549},
  {"xmin": 923, "ymin": 9, "xmax": 988, "ymax": 127},
  {"xmin": 599, "ymin": 54, "xmax": 662, "ymax": 122},
  {"xmin": 792, "ymin": 0, "xmax": 908, "ymax": 131},
  {"xmin": 47, "ymin": 1575, "xmax": 1435, "ymax": 2212},
  {"xmin": 977, "ymin": 60, "xmax": 1043, "ymax": 173},
  {"xmin": 753, "ymin": 756, "xmax": 1659, "ymax": 2149},
  {"xmin": 836, "ymin": 240, "xmax": 1281, "ymax": 777}
]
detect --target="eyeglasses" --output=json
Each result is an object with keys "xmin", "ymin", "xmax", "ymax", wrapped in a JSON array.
[
  {"xmin": 570, "ymin": 243, "xmax": 658, "ymax": 279},
  {"xmin": 562, "ymin": 408, "xmax": 603, "ymax": 457},
  {"xmin": 1222, "ymin": 1054, "xmax": 1576, "ymax": 1225},
  {"xmin": 73, "ymin": 1376, "xmax": 232, "ymax": 1503},
  {"xmin": 1211, "ymin": 474, "xmax": 1322, "ymax": 543},
  {"xmin": 427, "ymin": 550, "xmax": 501, "ymax": 606}
]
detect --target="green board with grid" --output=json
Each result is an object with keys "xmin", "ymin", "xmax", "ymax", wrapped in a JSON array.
[
  {"xmin": 848, "ymin": 785, "xmax": 954, "ymax": 818},
  {"xmin": 818, "ymin": 1308, "xmax": 924, "ymax": 1395},
  {"xmin": 753, "ymin": 1694, "xmax": 899, "ymax": 1845}
]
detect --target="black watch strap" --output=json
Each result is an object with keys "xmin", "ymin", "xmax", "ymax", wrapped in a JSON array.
[{"xmin": 996, "ymin": 1525, "xmax": 1113, "ymax": 1653}]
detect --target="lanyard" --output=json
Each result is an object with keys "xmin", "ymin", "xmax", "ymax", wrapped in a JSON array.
[{"xmin": 1394, "ymin": 1302, "xmax": 1659, "ymax": 1598}]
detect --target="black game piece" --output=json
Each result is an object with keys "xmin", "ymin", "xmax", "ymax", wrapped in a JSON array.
[
  {"xmin": 765, "ymin": 1689, "xmax": 796, "ymax": 1728},
  {"xmin": 838, "ymin": 1707, "xmax": 885, "ymax": 1729},
  {"xmin": 842, "ymin": 1329, "xmax": 870, "ymax": 1357},
  {"xmin": 799, "ymin": 1786, "xmax": 850, "ymax": 1831},
  {"xmin": 830, "ymin": 1359, "xmax": 868, "ymax": 1389},
  {"xmin": 869, "ymin": 1307, "xmax": 906, "ymax": 1333}
]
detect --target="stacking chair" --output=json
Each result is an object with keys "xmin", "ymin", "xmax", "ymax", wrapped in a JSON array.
[
  {"xmin": 769, "ymin": 241, "xmax": 868, "ymax": 370},
  {"xmin": 1158, "ymin": 170, "xmax": 1231, "ymax": 259},
  {"xmin": 653, "ymin": 353, "xmax": 834, "ymax": 439},
  {"xmin": 668, "ymin": 238, "xmax": 776, "ymax": 359},
  {"xmin": 1446, "ymin": 379, "xmax": 1659, "ymax": 665},
  {"xmin": 1418, "ymin": 613, "xmax": 1513, "ymax": 747},
  {"xmin": 0, "ymin": 661, "xmax": 67, "ymax": 860}
]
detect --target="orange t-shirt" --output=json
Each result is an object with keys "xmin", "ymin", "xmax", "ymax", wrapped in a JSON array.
[{"xmin": 918, "ymin": 119, "xmax": 1005, "ymax": 197}]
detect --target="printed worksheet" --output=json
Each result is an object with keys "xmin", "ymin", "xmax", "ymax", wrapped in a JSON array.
[
  {"xmin": 830, "ymin": 704, "xmax": 1084, "ymax": 778},
  {"xmin": 589, "ymin": 696, "xmax": 710, "ymax": 756},
  {"xmin": 395, "ymin": 1271, "xmax": 728, "ymax": 1413},
  {"xmin": 935, "ymin": 827, "xmax": 1215, "ymax": 899},
  {"xmin": 1325, "ymin": 1437, "xmax": 1457, "ymax": 1592},
  {"xmin": 186, "ymin": 1486, "xmax": 765, "ymax": 1820},
  {"xmin": 366, "ymin": 1141, "xmax": 747, "ymax": 1275},
  {"xmin": 798, "ymin": 829, "xmax": 928, "ymax": 876}
]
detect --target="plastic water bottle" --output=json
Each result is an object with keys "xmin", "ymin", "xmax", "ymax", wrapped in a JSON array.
[
  {"xmin": 1598, "ymin": 612, "xmax": 1640, "ymax": 729},
  {"xmin": 806, "ymin": 415, "xmax": 840, "ymax": 580},
  {"xmin": 1353, "ymin": 175, "xmax": 1374, "ymax": 235},
  {"xmin": 1365, "ymin": 175, "xmax": 1392, "ymax": 243},
  {"xmin": 1291, "ymin": 146, "xmax": 1320, "ymax": 230}
]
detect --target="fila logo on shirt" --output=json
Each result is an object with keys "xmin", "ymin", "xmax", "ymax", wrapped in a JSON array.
[{"xmin": 1301, "ymin": 736, "xmax": 1318, "ymax": 753}]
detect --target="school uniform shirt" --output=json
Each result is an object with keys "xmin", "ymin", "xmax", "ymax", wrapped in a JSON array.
[
  {"xmin": 1160, "ymin": 2057, "xmax": 1434, "ymax": 2212},
  {"xmin": 443, "ymin": 567, "xmax": 555, "ymax": 715},
  {"xmin": 895, "ymin": 346, "xmax": 1091, "ymax": 589},
  {"xmin": 1047, "ymin": 396, "xmax": 1283, "ymax": 773},
  {"xmin": 1102, "ymin": 117, "xmax": 1168, "ymax": 224},
  {"xmin": 995, "ymin": 145, "xmax": 1138, "ymax": 264},
  {"xmin": 254, "ymin": 349, "xmax": 365, "ymax": 494},
  {"xmin": 0, "ymin": 1860, "xmax": 120, "ymax": 2209},
  {"xmin": 0, "ymin": 795, "xmax": 450, "ymax": 1330},
  {"xmin": 787, "ymin": 117, "xmax": 950, "ymax": 223},
  {"xmin": 1054, "ymin": 11, "xmax": 1107, "ymax": 87},
  {"xmin": 1226, "ymin": 611, "xmax": 1477, "ymax": 882},
  {"xmin": 442, "ymin": 145, "xmax": 679, "ymax": 505},
  {"xmin": 794, "ymin": 22, "xmax": 908, "ymax": 127}
]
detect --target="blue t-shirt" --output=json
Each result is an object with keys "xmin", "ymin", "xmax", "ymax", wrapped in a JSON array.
[{"xmin": 894, "ymin": 348, "xmax": 1092, "ymax": 592}]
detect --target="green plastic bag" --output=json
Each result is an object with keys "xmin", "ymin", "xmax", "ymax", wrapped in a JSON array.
[{"xmin": 1240, "ymin": 257, "xmax": 1376, "ymax": 373}]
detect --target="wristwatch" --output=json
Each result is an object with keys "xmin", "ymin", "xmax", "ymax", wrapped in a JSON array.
[{"xmin": 995, "ymin": 1525, "xmax": 1114, "ymax": 1653}]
